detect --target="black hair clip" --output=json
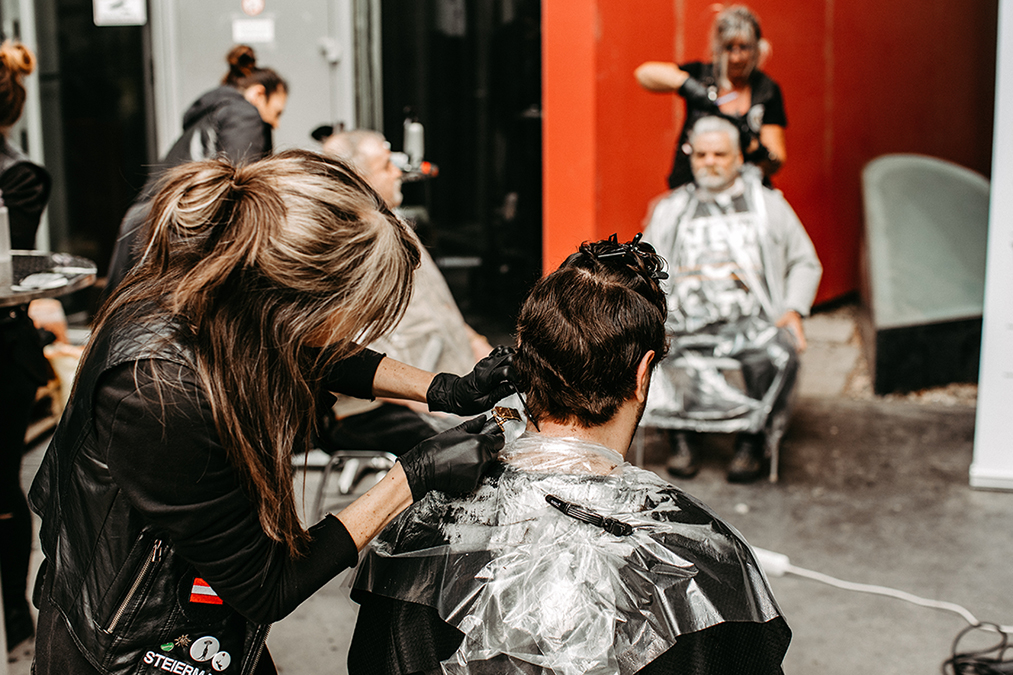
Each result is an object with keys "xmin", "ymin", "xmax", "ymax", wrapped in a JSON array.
[
  {"xmin": 593, "ymin": 233, "xmax": 669, "ymax": 281},
  {"xmin": 545, "ymin": 494, "xmax": 634, "ymax": 537},
  {"xmin": 518, "ymin": 393, "xmax": 540, "ymax": 431}
]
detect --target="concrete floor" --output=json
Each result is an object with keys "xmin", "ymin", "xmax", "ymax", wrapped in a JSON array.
[{"xmin": 11, "ymin": 308, "xmax": 1013, "ymax": 674}]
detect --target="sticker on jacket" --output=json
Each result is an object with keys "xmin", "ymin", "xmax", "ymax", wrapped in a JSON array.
[
  {"xmin": 188, "ymin": 578, "xmax": 223, "ymax": 606},
  {"xmin": 142, "ymin": 650, "xmax": 214, "ymax": 675}
]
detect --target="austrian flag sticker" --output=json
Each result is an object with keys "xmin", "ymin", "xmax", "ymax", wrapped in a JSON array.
[{"xmin": 189, "ymin": 578, "xmax": 223, "ymax": 605}]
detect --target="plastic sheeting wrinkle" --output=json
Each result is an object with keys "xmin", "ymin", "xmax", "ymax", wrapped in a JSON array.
[{"xmin": 354, "ymin": 433, "xmax": 783, "ymax": 674}]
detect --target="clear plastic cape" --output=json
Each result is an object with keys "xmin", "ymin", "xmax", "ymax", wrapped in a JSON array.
[
  {"xmin": 642, "ymin": 166, "xmax": 794, "ymax": 435},
  {"xmin": 353, "ymin": 426, "xmax": 783, "ymax": 674}
]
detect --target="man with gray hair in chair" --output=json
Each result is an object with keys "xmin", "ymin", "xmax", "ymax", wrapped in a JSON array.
[
  {"xmin": 643, "ymin": 115, "xmax": 821, "ymax": 483},
  {"xmin": 320, "ymin": 129, "xmax": 494, "ymax": 453}
]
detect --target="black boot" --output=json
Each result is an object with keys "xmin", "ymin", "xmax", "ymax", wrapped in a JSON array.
[
  {"xmin": 4, "ymin": 597, "xmax": 34, "ymax": 651},
  {"xmin": 666, "ymin": 431, "xmax": 700, "ymax": 478},
  {"xmin": 728, "ymin": 432, "xmax": 766, "ymax": 483},
  {"xmin": 0, "ymin": 500, "xmax": 34, "ymax": 651}
]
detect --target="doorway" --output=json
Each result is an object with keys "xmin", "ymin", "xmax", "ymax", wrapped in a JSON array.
[{"xmin": 379, "ymin": 0, "xmax": 542, "ymax": 341}]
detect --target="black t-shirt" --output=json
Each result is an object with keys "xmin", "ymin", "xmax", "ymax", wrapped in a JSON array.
[{"xmin": 668, "ymin": 62, "xmax": 787, "ymax": 189}]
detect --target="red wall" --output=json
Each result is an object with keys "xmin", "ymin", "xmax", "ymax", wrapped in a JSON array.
[{"xmin": 544, "ymin": 0, "xmax": 998, "ymax": 303}]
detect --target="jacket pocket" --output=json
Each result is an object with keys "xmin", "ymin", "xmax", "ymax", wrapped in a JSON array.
[{"xmin": 103, "ymin": 539, "xmax": 164, "ymax": 634}]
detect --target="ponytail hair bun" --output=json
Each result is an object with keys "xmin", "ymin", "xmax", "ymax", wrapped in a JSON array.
[
  {"xmin": 223, "ymin": 44, "xmax": 258, "ymax": 86},
  {"xmin": 0, "ymin": 41, "xmax": 36, "ymax": 78},
  {"xmin": 221, "ymin": 44, "xmax": 287, "ymax": 96},
  {"xmin": 0, "ymin": 40, "xmax": 36, "ymax": 128}
]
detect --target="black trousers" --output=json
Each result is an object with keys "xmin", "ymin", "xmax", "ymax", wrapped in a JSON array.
[
  {"xmin": 0, "ymin": 309, "xmax": 48, "ymax": 641},
  {"xmin": 320, "ymin": 403, "xmax": 440, "ymax": 456},
  {"xmin": 738, "ymin": 327, "xmax": 800, "ymax": 434}
]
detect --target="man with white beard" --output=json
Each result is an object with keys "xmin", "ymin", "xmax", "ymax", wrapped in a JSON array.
[{"xmin": 643, "ymin": 115, "xmax": 821, "ymax": 483}]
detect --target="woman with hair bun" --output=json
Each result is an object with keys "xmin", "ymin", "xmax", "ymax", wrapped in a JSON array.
[
  {"xmin": 0, "ymin": 39, "xmax": 51, "ymax": 653},
  {"xmin": 29, "ymin": 150, "xmax": 513, "ymax": 675},
  {"xmin": 635, "ymin": 5, "xmax": 788, "ymax": 188},
  {"xmin": 175, "ymin": 44, "xmax": 288, "ymax": 166},
  {"xmin": 106, "ymin": 44, "xmax": 289, "ymax": 294}
]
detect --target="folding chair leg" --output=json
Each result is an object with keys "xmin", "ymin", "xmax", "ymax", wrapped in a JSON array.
[
  {"xmin": 768, "ymin": 437, "xmax": 779, "ymax": 483},
  {"xmin": 634, "ymin": 427, "xmax": 646, "ymax": 467}
]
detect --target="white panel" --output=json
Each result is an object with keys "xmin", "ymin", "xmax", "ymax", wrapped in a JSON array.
[
  {"xmin": 16, "ymin": 0, "xmax": 49, "ymax": 249},
  {"xmin": 971, "ymin": 0, "xmax": 1013, "ymax": 490}
]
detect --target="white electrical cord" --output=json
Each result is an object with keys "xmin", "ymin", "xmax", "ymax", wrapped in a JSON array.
[{"xmin": 752, "ymin": 547, "xmax": 1013, "ymax": 634}]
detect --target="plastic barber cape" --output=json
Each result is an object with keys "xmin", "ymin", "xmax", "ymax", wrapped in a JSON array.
[
  {"xmin": 352, "ymin": 430, "xmax": 785, "ymax": 674},
  {"xmin": 641, "ymin": 166, "xmax": 816, "ymax": 435}
]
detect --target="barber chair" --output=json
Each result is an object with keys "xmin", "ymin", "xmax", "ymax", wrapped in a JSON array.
[
  {"xmin": 860, "ymin": 154, "xmax": 988, "ymax": 394},
  {"xmin": 635, "ymin": 332, "xmax": 793, "ymax": 482},
  {"xmin": 299, "ymin": 404, "xmax": 460, "ymax": 521},
  {"xmin": 305, "ymin": 450, "xmax": 398, "ymax": 522}
]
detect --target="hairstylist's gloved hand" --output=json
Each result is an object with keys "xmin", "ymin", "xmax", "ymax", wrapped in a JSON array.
[
  {"xmin": 678, "ymin": 76, "xmax": 720, "ymax": 112},
  {"xmin": 398, "ymin": 416, "xmax": 504, "ymax": 502},
  {"xmin": 426, "ymin": 345, "xmax": 515, "ymax": 415}
]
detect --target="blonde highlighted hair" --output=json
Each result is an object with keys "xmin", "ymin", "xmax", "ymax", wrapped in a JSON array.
[
  {"xmin": 711, "ymin": 5, "xmax": 771, "ymax": 90},
  {"xmin": 93, "ymin": 149, "xmax": 420, "ymax": 554}
]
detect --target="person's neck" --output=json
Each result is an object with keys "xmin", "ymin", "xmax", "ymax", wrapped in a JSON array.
[{"xmin": 526, "ymin": 399, "xmax": 642, "ymax": 459}]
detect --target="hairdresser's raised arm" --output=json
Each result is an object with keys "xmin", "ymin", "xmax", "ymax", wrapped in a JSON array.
[{"xmin": 635, "ymin": 61, "xmax": 690, "ymax": 93}]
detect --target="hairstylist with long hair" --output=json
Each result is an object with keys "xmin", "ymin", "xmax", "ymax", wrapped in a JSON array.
[
  {"xmin": 635, "ymin": 5, "xmax": 787, "ymax": 189},
  {"xmin": 29, "ymin": 150, "xmax": 512, "ymax": 675},
  {"xmin": 106, "ymin": 44, "xmax": 289, "ymax": 294},
  {"xmin": 0, "ymin": 39, "xmax": 51, "ymax": 653}
]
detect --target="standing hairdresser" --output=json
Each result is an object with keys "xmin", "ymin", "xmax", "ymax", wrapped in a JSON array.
[
  {"xmin": 0, "ymin": 39, "xmax": 51, "ymax": 653},
  {"xmin": 106, "ymin": 44, "xmax": 289, "ymax": 294},
  {"xmin": 29, "ymin": 151, "xmax": 512, "ymax": 675},
  {"xmin": 635, "ymin": 5, "xmax": 787, "ymax": 189}
]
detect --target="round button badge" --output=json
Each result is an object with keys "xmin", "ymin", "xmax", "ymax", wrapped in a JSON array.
[
  {"xmin": 190, "ymin": 636, "xmax": 220, "ymax": 662},
  {"xmin": 211, "ymin": 651, "xmax": 232, "ymax": 671}
]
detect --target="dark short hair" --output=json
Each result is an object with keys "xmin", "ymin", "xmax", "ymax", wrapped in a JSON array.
[{"xmin": 514, "ymin": 236, "xmax": 669, "ymax": 427}]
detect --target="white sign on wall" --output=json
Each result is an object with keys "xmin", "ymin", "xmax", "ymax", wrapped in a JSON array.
[
  {"xmin": 232, "ymin": 17, "xmax": 276, "ymax": 44},
  {"xmin": 93, "ymin": 0, "xmax": 147, "ymax": 26}
]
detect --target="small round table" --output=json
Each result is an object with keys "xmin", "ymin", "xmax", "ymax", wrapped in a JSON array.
[{"xmin": 0, "ymin": 250, "xmax": 97, "ymax": 308}]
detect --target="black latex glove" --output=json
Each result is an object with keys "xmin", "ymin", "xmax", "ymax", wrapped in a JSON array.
[
  {"xmin": 398, "ymin": 415, "xmax": 505, "ymax": 501},
  {"xmin": 426, "ymin": 345, "xmax": 515, "ymax": 416},
  {"xmin": 678, "ymin": 76, "xmax": 719, "ymax": 112}
]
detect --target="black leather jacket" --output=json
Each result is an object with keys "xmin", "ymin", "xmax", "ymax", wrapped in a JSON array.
[{"xmin": 28, "ymin": 312, "xmax": 269, "ymax": 675}]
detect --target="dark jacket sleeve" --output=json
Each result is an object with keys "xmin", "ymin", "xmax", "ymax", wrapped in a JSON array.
[
  {"xmin": 321, "ymin": 347, "xmax": 386, "ymax": 399},
  {"xmin": 1, "ymin": 161, "xmax": 51, "ymax": 249},
  {"xmin": 215, "ymin": 99, "xmax": 271, "ymax": 164},
  {"xmin": 98, "ymin": 360, "xmax": 359, "ymax": 625}
]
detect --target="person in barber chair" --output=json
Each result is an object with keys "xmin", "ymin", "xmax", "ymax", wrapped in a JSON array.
[
  {"xmin": 320, "ymin": 129, "xmax": 493, "ymax": 454},
  {"xmin": 346, "ymin": 236, "xmax": 790, "ymax": 675},
  {"xmin": 642, "ymin": 115, "xmax": 821, "ymax": 483}
]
